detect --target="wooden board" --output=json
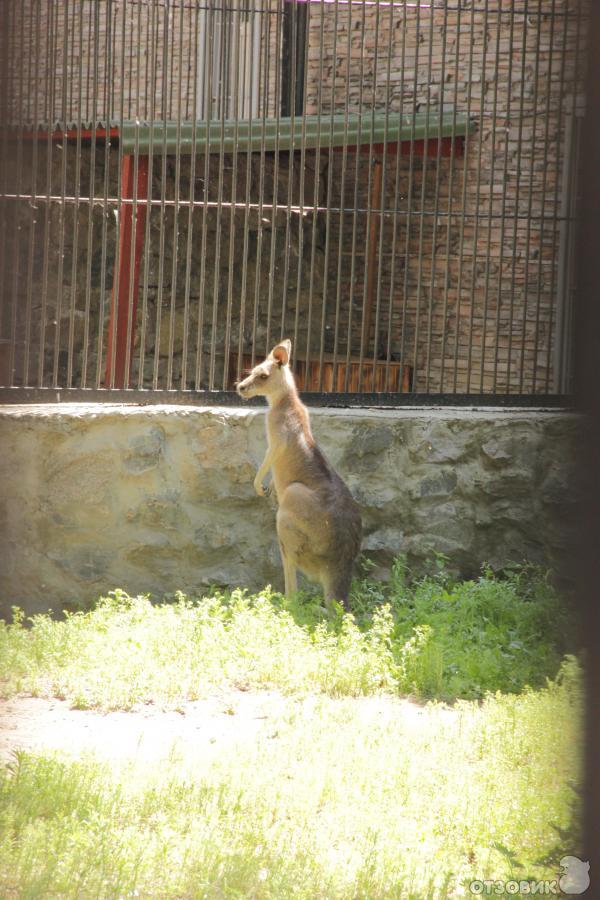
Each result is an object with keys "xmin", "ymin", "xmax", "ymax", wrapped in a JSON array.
[{"xmin": 230, "ymin": 353, "xmax": 412, "ymax": 393}]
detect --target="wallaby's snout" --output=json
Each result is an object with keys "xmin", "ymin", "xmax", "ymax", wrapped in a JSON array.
[
  {"xmin": 236, "ymin": 371, "xmax": 264, "ymax": 398},
  {"xmin": 235, "ymin": 378, "xmax": 250, "ymax": 397}
]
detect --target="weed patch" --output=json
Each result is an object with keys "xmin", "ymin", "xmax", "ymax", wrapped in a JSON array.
[{"xmin": 0, "ymin": 560, "xmax": 576, "ymax": 709}]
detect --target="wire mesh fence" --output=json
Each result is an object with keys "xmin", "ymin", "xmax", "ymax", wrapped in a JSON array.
[{"xmin": 0, "ymin": 0, "xmax": 588, "ymax": 401}]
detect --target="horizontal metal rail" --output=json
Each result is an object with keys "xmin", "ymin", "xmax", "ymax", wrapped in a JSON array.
[{"xmin": 6, "ymin": 111, "xmax": 475, "ymax": 154}]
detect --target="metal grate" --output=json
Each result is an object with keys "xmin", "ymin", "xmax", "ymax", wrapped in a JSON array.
[{"xmin": 0, "ymin": 0, "xmax": 588, "ymax": 402}]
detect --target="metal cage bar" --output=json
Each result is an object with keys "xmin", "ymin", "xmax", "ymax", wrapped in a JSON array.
[{"xmin": 0, "ymin": 0, "xmax": 588, "ymax": 404}]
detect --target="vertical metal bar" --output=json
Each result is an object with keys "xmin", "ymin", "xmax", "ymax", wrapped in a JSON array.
[
  {"xmin": 123, "ymin": 4, "xmax": 147, "ymax": 395},
  {"xmin": 235, "ymin": 0, "xmax": 259, "ymax": 385},
  {"xmin": 505, "ymin": 1, "xmax": 530, "ymax": 394},
  {"xmin": 331, "ymin": 0, "xmax": 355, "ymax": 391},
  {"xmin": 461, "ymin": 0, "xmax": 486, "ymax": 393},
  {"xmin": 531, "ymin": 0, "xmax": 557, "ymax": 393},
  {"xmin": 7, "ymin": 0, "xmax": 23, "ymax": 387},
  {"xmin": 166, "ymin": 0, "xmax": 186, "ymax": 390},
  {"xmin": 491, "ymin": 4, "xmax": 517, "ymax": 394},
  {"xmin": 518, "ymin": 1, "xmax": 544, "ymax": 394},
  {"xmin": 454, "ymin": 0, "xmax": 478, "ymax": 393},
  {"xmin": 39, "ymin": 1, "xmax": 58, "ymax": 387},
  {"xmin": 222, "ymin": 0, "xmax": 242, "ymax": 388},
  {"xmin": 14, "ymin": 0, "xmax": 28, "ymax": 384},
  {"xmin": 264, "ymin": 0, "xmax": 284, "ymax": 356},
  {"xmin": 24, "ymin": 3, "xmax": 33, "ymax": 129},
  {"xmin": 545, "ymin": 1, "xmax": 572, "ymax": 394},
  {"xmin": 553, "ymin": 0, "xmax": 584, "ymax": 394},
  {"xmin": 438, "ymin": 0, "xmax": 463, "ymax": 393},
  {"xmin": 279, "ymin": 0, "xmax": 301, "ymax": 352},
  {"xmin": 423, "ymin": 0, "xmax": 449, "ymax": 393},
  {"xmin": 316, "ymin": 0, "xmax": 342, "ymax": 390},
  {"xmin": 84, "ymin": 0, "xmax": 92, "ymax": 123},
  {"xmin": 134, "ymin": 4, "xmax": 144, "ymax": 150},
  {"xmin": 384, "ymin": 0, "xmax": 409, "ymax": 392},
  {"xmin": 343, "ymin": 0, "xmax": 368, "ymax": 391},
  {"xmin": 292, "ymin": 0, "xmax": 312, "ymax": 373},
  {"xmin": 0, "ymin": 0, "xmax": 11, "ymax": 387},
  {"xmin": 66, "ymin": 0, "xmax": 85, "ymax": 388},
  {"xmin": 195, "ymin": 0, "xmax": 215, "ymax": 389},
  {"xmin": 554, "ymin": 95, "xmax": 575, "ymax": 394},
  {"xmin": 181, "ymin": 0, "xmax": 200, "ymax": 390},
  {"xmin": 362, "ymin": 158, "xmax": 382, "ymax": 384},
  {"xmin": 153, "ymin": 1, "xmax": 170, "ymax": 390},
  {"xmin": 126, "ymin": 0, "xmax": 134, "ymax": 121},
  {"xmin": 182, "ymin": 0, "xmax": 191, "ymax": 121},
  {"xmin": 399, "ymin": 3, "xmax": 421, "ymax": 387},
  {"xmin": 23, "ymin": 0, "xmax": 42, "ymax": 386},
  {"xmin": 372, "ymin": 0, "xmax": 396, "ymax": 392},
  {"xmin": 82, "ymin": 0, "xmax": 101, "ymax": 388},
  {"xmin": 208, "ymin": 0, "xmax": 230, "ymax": 389},
  {"xmin": 51, "ymin": 0, "xmax": 71, "ymax": 389},
  {"xmin": 249, "ymin": 0, "xmax": 270, "ymax": 370},
  {"xmin": 67, "ymin": 0, "xmax": 75, "ymax": 123},
  {"xmin": 141, "ymin": 0, "xmax": 151, "ymax": 121},
  {"xmin": 95, "ymin": 0, "xmax": 113, "ymax": 389},
  {"xmin": 410, "ymin": 0, "xmax": 434, "ymax": 392},
  {"xmin": 304, "ymin": 0, "xmax": 327, "ymax": 386},
  {"xmin": 105, "ymin": 0, "xmax": 127, "ymax": 388},
  {"xmin": 479, "ymin": 1, "xmax": 501, "ymax": 392},
  {"xmin": 168, "ymin": 0, "xmax": 177, "ymax": 120},
  {"xmin": 357, "ymin": 0, "xmax": 382, "ymax": 392},
  {"xmin": 138, "ymin": 0, "xmax": 158, "ymax": 389}
]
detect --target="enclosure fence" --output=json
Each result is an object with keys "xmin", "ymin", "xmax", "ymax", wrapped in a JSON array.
[{"xmin": 0, "ymin": 0, "xmax": 588, "ymax": 403}]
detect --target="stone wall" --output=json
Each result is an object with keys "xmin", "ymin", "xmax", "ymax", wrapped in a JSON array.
[{"xmin": 0, "ymin": 403, "xmax": 579, "ymax": 618}]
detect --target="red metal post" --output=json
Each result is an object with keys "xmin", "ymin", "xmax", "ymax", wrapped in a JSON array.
[{"xmin": 105, "ymin": 154, "xmax": 149, "ymax": 388}]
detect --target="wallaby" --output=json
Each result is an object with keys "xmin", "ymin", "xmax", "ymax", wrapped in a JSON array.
[{"xmin": 236, "ymin": 340, "xmax": 362, "ymax": 610}]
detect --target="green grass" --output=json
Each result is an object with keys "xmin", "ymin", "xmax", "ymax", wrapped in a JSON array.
[
  {"xmin": 0, "ymin": 560, "xmax": 582, "ymax": 897},
  {"xmin": 0, "ymin": 659, "xmax": 583, "ymax": 899},
  {"xmin": 0, "ymin": 560, "xmax": 575, "ymax": 708}
]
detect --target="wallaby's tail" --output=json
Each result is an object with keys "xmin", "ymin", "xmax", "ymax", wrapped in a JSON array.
[{"xmin": 324, "ymin": 568, "xmax": 353, "ymax": 610}]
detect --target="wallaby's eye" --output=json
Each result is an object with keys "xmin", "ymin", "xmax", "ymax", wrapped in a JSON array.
[{"xmin": 259, "ymin": 373, "xmax": 268, "ymax": 380}]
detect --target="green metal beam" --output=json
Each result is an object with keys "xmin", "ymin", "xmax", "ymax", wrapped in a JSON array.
[{"xmin": 119, "ymin": 112, "xmax": 475, "ymax": 155}]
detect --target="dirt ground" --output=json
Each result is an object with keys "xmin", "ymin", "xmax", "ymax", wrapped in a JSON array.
[
  {"xmin": 0, "ymin": 691, "xmax": 292, "ymax": 765},
  {"xmin": 0, "ymin": 691, "xmax": 449, "ymax": 766}
]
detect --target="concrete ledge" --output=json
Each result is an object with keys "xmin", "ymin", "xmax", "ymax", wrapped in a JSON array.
[{"xmin": 0, "ymin": 404, "xmax": 581, "ymax": 616}]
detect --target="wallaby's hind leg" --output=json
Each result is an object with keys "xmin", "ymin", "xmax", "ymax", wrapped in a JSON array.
[{"xmin": 279, "ymin": 541, "xmax": 298, "ymax": 598}]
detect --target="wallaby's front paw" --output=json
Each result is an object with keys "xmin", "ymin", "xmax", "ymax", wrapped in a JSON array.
[{"xmin": 254, "ymin": 480, "xmax": 270, "ymax": 498}]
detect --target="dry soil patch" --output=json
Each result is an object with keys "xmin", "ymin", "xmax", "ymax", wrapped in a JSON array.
[{"xmin": 0, "ymin": 691, "xmax": 452, "ymax": 765}]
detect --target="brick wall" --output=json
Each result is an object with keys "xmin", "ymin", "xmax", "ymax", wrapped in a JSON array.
[
  {"xmin": 302, "ymin": 0, "xmax": 586, "ymax": 391},
  {"xmin": 8, "ymin": 0, "xmax": 281, "ymax": 124}
]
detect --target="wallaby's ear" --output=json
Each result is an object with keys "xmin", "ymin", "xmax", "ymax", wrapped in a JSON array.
[{"xmin": 270, "ymin": 339, "xmax": 292, "ymax": 367}]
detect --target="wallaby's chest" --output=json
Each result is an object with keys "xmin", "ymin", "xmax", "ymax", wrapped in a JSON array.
[{"xmin": 266, "ymin": 410, "xmax": 300, "ymax": 449}]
